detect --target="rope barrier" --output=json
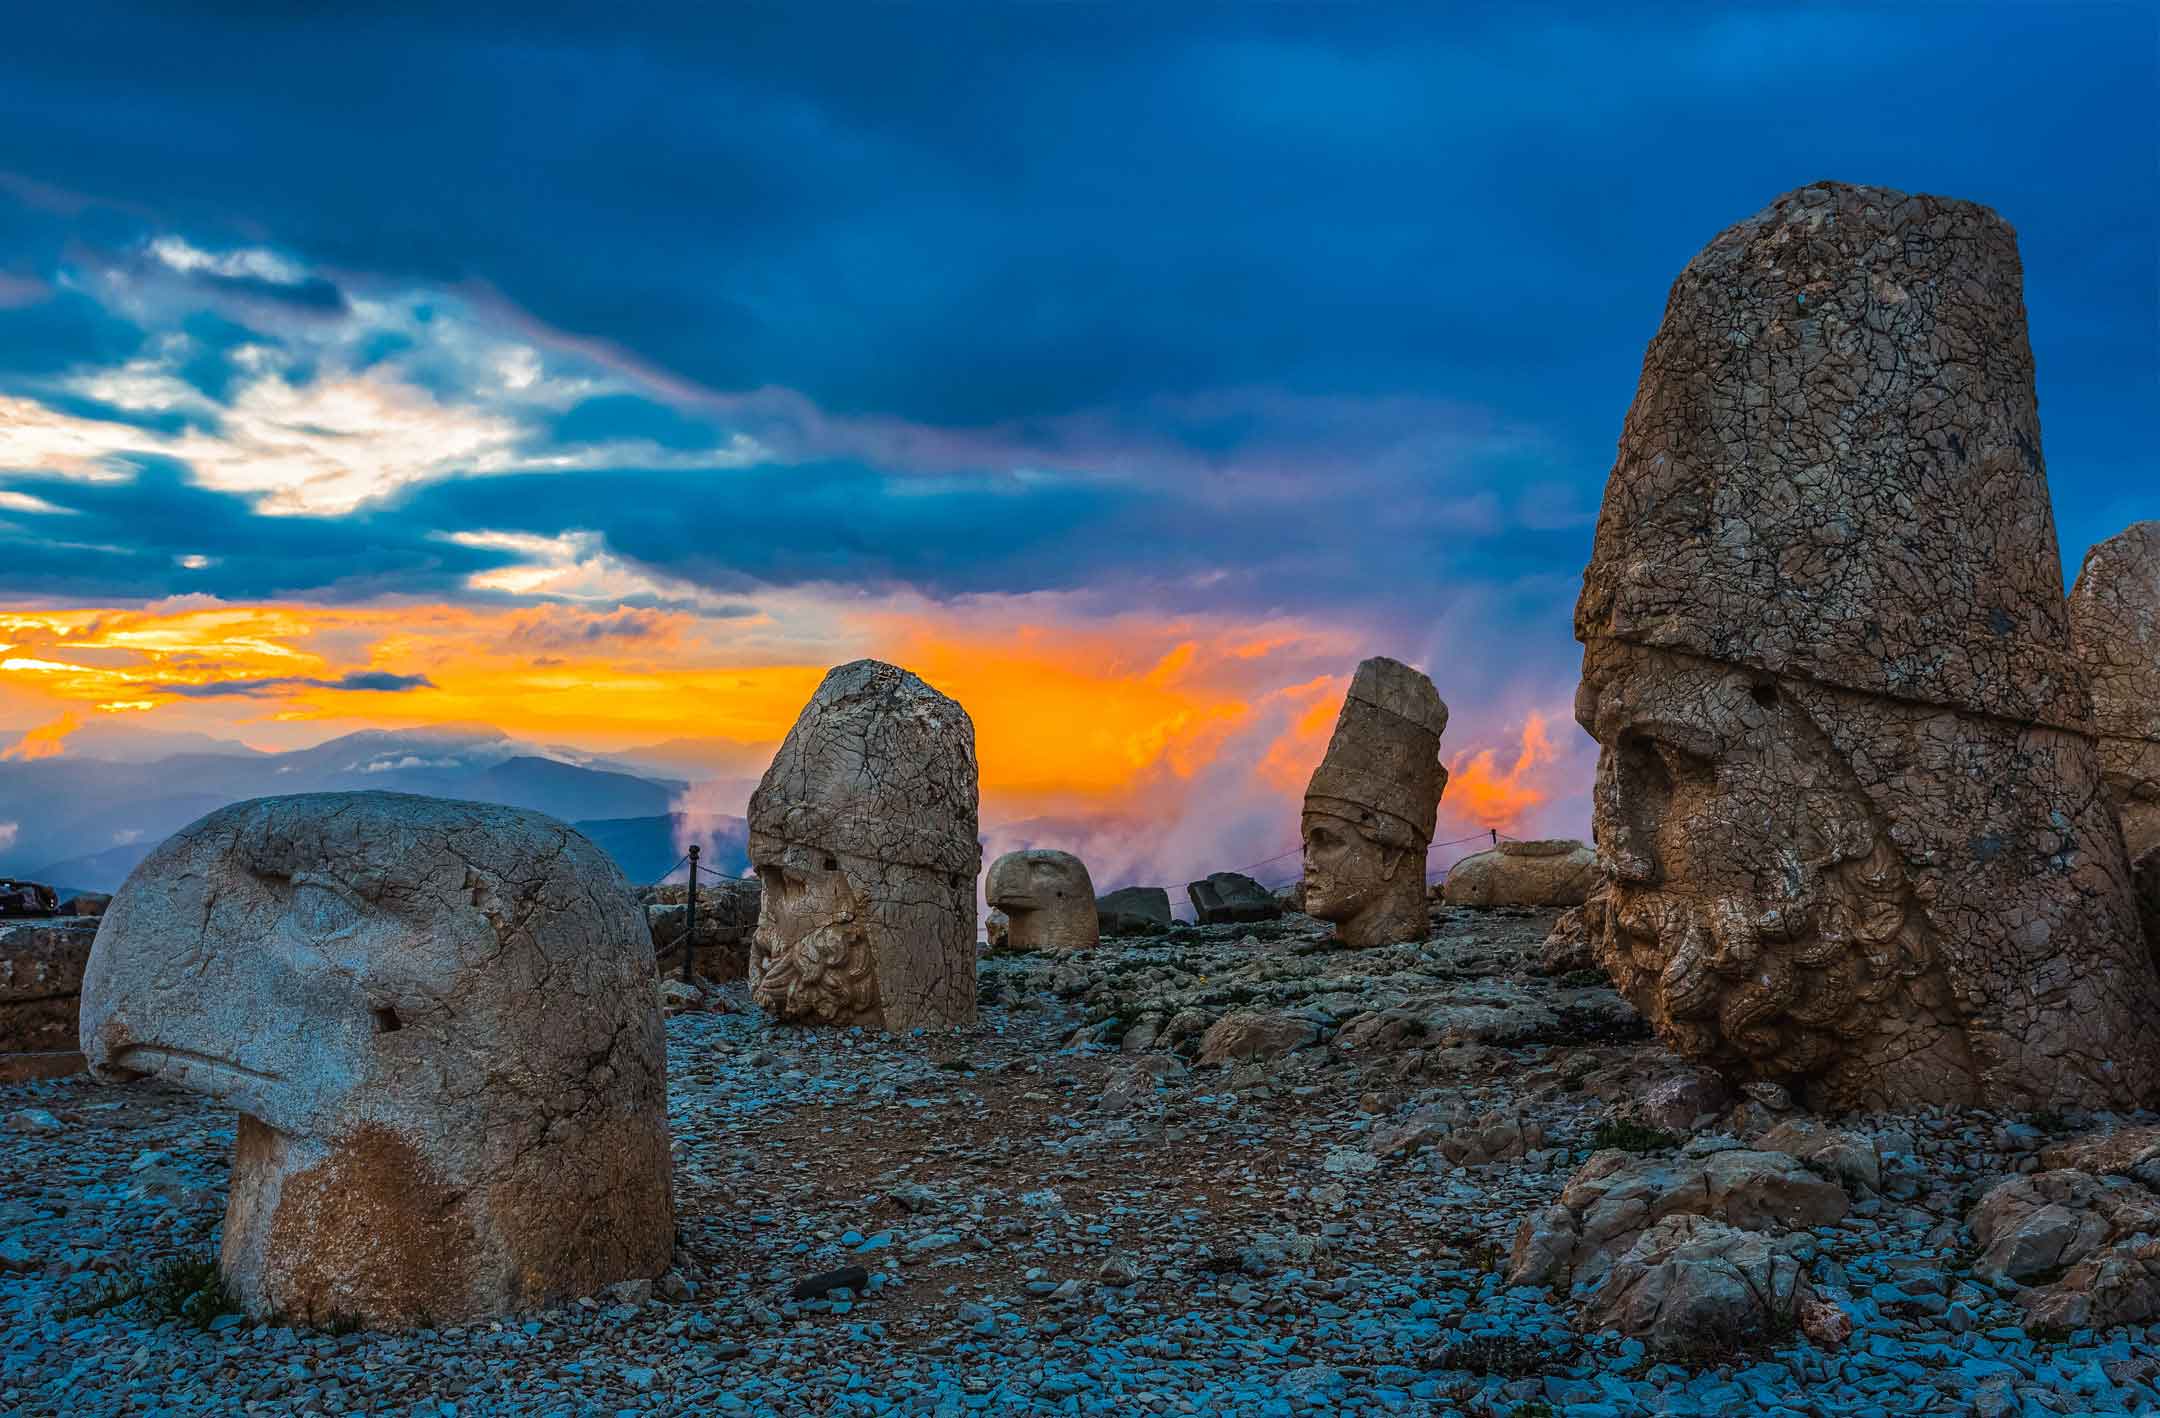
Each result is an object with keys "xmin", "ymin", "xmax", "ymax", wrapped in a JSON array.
[{"xmin": 648, "ymin": 853, "xmax": 690, "ymax": 889}]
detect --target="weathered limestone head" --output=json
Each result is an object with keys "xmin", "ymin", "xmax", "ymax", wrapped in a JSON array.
[
  {"xmin": 985, "ymin": 849, "xmax": 1098, "ymax": 953},
  {"xmin": 1301, "ymin": 657, "xmax": 1449, "ymax": 947},
  {"xmin": 79, "ymin": 792, "xmax": 673, "ymax": 1329},
  {"xmin": 2068, "ymin": 521, "xmax": 2160, "ymax": 862},
  {"xmin": 747, "ymin": 659, "xmax": 981, "ymax": 1031},
  {"xmin": 1576, "ymin": 181, "xmax": 2160, "ymax": 1111}
]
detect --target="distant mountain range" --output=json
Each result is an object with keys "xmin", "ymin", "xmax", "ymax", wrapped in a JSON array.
[{"xmin": 0, "ymin": 726, "xmax": 703, "ymax": 894}]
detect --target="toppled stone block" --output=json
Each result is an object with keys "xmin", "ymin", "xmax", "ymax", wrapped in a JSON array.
[
  {"xmin": 0, "ymin": 878, "xmax": 59, "ymax": 918},
  {"xmin": 0, "ymin": 916, "xmax": 98, "ymax": 1055},
  {"xmin": 1096, "ymin": 886, "xmax": 1173, "ymax": 937},
  {"xmin": 1186, "ymin": 872, "xmax": 1282, "ymax": 926},
  {"xmin": 1442, "ymin": 840, "xmax": 1599, "ymax": 909}
]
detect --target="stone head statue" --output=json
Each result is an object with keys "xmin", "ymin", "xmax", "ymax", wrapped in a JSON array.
[
  {"xmin": 1576, "ymin": 181, "xmax": 2160, "ymax": 1110},
  {"xmin": 1301, "ymin": 657, "xmax": 1449, "ymax": 947},
  {"xmin": 2068, "ymin": 521, "xmax": 2160, "ymax": 863},
  {"xmin": 747, "ymin": 659, "xmax": 981, "ymax": 1031},
  {"xmin": 79, "ymin": 792, "xmax": 673, "ymax": 1329},
  {"xmin": 985, "ymin": 848, "xmax": 1098, "ymax": 952}
]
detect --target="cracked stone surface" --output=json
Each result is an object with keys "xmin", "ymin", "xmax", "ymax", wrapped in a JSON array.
[
  {"xmin": 1301, "ymin": 657, "xmax": 1450, "ymax": 948},
  {"xmin": 1574, "ymin": 180, "xmax": 2160, "ymax": 1112},
  {"xmin": 985, "ymin": 850, "xmax": 1098, "ymax": 954},
  {"xmin": 2068, "ymin": 521, "xmax": 2160, "ymax": 863},
  {"xmin": 75, "ymin": 791, "xmax": 674, "ymax": 1330},
  {"xmin": 747, "ymin": 660, "xmax": 982, "ymax": 1033}
]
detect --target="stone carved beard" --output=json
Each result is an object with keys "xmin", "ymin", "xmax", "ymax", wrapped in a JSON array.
[
  {"xmin": 1581, "ymin": 645, "xmax": 1965, "ymax": 1110},
  {"xmin": 750, "ymin": 859, "xmax": 881, "ymax": 1027},
  {"xmin": 1301, "ymin": 809, "xmax": 1427, "ymax": 948}
]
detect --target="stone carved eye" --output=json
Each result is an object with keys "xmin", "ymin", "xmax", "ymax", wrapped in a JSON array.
[{"xmin": 286, "ymin": 875, "xmax": 363, "ymax": 941}]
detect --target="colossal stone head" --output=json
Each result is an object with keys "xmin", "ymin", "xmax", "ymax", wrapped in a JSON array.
[
  {"xmin": 2068, "ymin": 521, "xmax": 2160, "ymax": 863},
  {"xmin": 1301, "ymin": 657, "xmax": 1449, "ymax": 948},
  {"xmin": 985, "ymin": 849, "xmax": 1098, "ymax": 953},
  {"xmin": 747, "ymin": 660, "xmax": 981, "ymax": 1031},
  {"xmin": 78, "ymin": 792, "xmax": 673, "ymax": 1329},
  {"xmin": 1575, "ymin": 181, "xmax": 2160, "ymax": 1111}
]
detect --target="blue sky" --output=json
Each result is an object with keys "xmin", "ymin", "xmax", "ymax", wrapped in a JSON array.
[{"xmin": 0, "ymin": 4, "xmax": 2153, "ymax": 869}]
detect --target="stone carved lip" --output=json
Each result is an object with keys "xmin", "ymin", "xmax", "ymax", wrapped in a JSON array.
[{"xmin": 113, "ymin": 1044, "xmax": 282, "ymax": 1088}]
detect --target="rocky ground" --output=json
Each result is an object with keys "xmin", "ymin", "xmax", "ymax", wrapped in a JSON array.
[{"xmin": 5, "ymin": 906, "xmax": 2160, "ymax": 1417}]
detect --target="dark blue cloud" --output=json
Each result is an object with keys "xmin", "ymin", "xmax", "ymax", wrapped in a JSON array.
[
  {"xmin": 0, "ymin": 3, "xmax": 2150, "ymax": 621},
  {"xmin": 150, "ymin": 670, "xmax": 435, "ymax": 698}
]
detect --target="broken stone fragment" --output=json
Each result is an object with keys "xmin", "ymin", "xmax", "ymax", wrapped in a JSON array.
[
  {"xmin": 985, "ymin": 849, "xmax": 1098, "ymax": 952},
  {"xmin": 1442, "ymin": 839, "xmax": 1599, "ymax": 909},
  {"xmin": 1968, "ymin": 1170, "xmax": 2160, "ymax": 1285},
  {"xmin": 1507, "ymin": 1146, "xmax": 1848, "ymax": 1293},
  {"xmin": 78, "ymin": 791, "xmax": 674, "ymax": 1330},
  {"xmin": 1096, "ymin": 886, "xmax": 1173, "ymax": 937},
  {"xmin": 1574, "ymin": 179, "xmax": 2160, "ymax": 1111},
  {"xmin": 745, "ymin": 660, "xmax": 982, "ymax": 1032},
  {"xmin": 1185, "ymin": 872, "xmax": 1282, "ymax": 926},
  {"xmin": 1579, "ymin": 1213, "xmax": 1818, "ymax": 1352},
  {"xmin": 1197, "ymin": 1010, "xmax": 1320, "ymax": 1065}
]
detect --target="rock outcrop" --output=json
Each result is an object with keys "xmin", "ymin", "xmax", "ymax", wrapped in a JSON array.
[
  {"xmin": 1969, "ymin": 1169, "xmax": 2160, "ymax": 1331},
  {"xmin": 78, "ymin": 792, "xmax": 674, "ymax": 1330},
  {"xmin": 985, "ymin": 849, "xmax": 1098, "ymax": 952},
  {"xmin": 1442, "ymin": 839, "xmax": 1599, "ymax": 909},
  {"xmin": 1097, "ymin": 886, "xmax": 1173, "ymax": 937},
  {"xmin": 746, "ymin": 660, "xmax": 982, "ymax": 1032},
  {"xmin": 644, "ymin": 876, "xmax": 760, "ymax": 981},
  {"xmin": 1574, "ymin": 180, "xmax": 2160, "ymax": 1111},
  {"xmin": 1300, "ymin": 657, "xmax": 1449, "ymax": 947},
  {"xmin": 1508, "ymin": 1146, "xmax": 1849, "ymax": 1294},
  {"xmin": 1186, "ymin": 872, "xmax": 1281, "ymax": 926},
  {"xmin": 2068, "ymin": 521, "xmax": 2160, "ymax": 862},
  {"xmin": 1, "ymin": 916, "xmax": 97, "ymax": 1079}
]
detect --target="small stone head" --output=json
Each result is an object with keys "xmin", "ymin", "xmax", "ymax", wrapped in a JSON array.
[
  {"xmin": 985, "ymin": 849, "xmax": 1098, "ymax": 953},
  {"xmin": 79, "ymin": 792, "xmax": 673, "ymax": 1328},
  {"xmin": 1301, "ymin": 657, "xmax": 1449, "ymax": 947},
  {"xmin": 747, "ymin": 660, "xmax": 982, "ymax": 1032}
]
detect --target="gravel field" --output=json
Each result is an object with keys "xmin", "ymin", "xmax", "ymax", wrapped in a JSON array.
[{"xmin": 5, "ymin": 908, "xmax": 2159, "ymax": 1417}]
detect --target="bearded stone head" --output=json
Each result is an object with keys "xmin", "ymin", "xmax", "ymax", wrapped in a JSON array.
[
  {"xmin": 746, "ymin": 660, "xmax": 981, "ymax": 1032},
  {"xmin": 78, "ymin": 792, "xmax": 674, "ymax": 1329},
  {"xmin": 1301, "ymin": 657, "xmax": 1449, "ymax": 948},
  {"xmin": 1574, "ymin": 181, "xmax": 2160, "ymax": 1110},
  {"xmin": 985, "ymin": 849, "xmax": 1098, "ymax": 953}
]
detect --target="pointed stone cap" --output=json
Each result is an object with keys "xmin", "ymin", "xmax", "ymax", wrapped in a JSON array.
[
  {"xmin": 1303, "ymin": 657, "xmax": 1449, "ymax": 850},
  {"xmin": 1576, "ymin": 180, "xmax": 2091, "ymax": 730},
  {"xmin": 747, "ymin": 660, "xmax": 982, "ymax": 877},
  {"xmin": 2069, "ymin": 521, "xmax": 2160, "ymax": 747}
]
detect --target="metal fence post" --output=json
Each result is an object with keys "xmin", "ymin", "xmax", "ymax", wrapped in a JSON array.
[{"xmin": 684, "ymin": 844, "xmax": 700, "ymax": 986}]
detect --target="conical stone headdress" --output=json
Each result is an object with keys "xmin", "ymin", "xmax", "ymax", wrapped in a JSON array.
[
  {"xmin": 747, "ymin": 659, "xmax": 982, "ymax": 879},
  {"xmin": 1303, "ymin": 657, "xmax": 1449, "ymax": 852},
  {"xmin": 1575, "ymin": 181, "xmax": 2091, "ymax": 731}
]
